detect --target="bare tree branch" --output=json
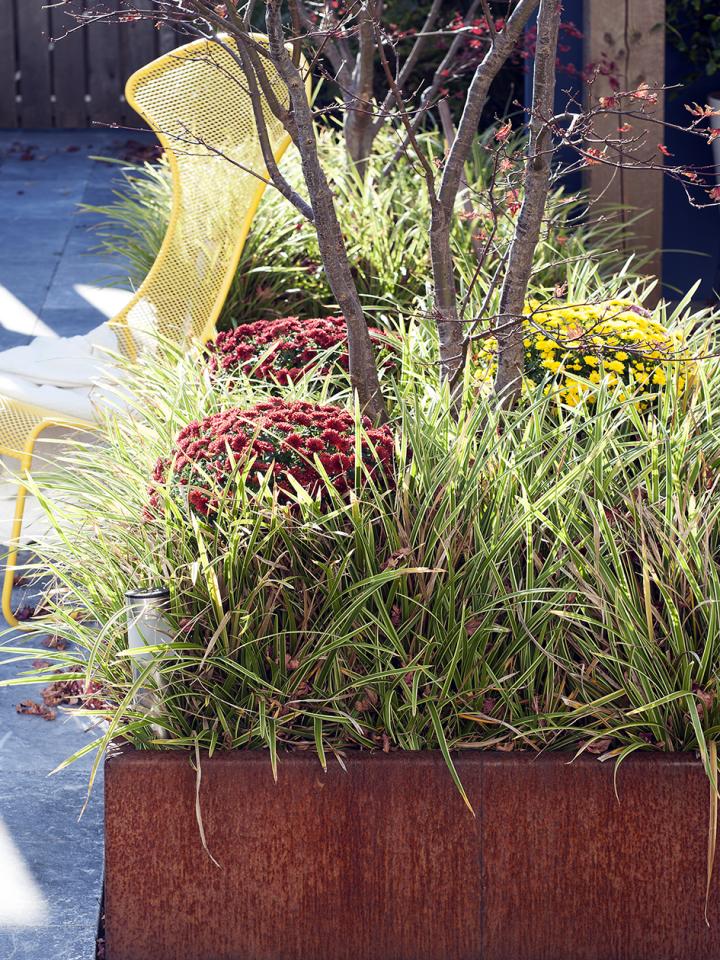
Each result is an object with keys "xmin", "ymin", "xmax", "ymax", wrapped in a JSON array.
[
  {"xmin": 381, "ymin": 0, "xmax": 483, "ymax": 175},
  {"xmin": 372, "ymin": 0, "xmax": 444, "ymax": 132}
]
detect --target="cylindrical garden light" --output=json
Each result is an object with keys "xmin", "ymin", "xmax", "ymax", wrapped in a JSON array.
[{"xmin": 125, "ymin": 586, "xmax": 173, "ymax": 739}]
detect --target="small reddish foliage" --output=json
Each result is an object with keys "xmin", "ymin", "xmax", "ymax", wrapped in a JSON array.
[
  {"xmin": 206, "ymin": 315, "xmax": 391, "ymax": 385},
  {"xmin": 147, "ymin": 399, "xmax": 395, "ymax": 518},
  {"xmin": 42, "ymin": 667, "xmax": 105, "ymax": 710},
  {"xmin": 495, "ymin": 120, "xmax": 512, "ymax": 143},
  {"xmin": 42, "ymin": 635, "xmax": 69, "ymax": 650},
  {"xmin": 16, "ymin": 699, "xmax": 56, "ymax": 721}
]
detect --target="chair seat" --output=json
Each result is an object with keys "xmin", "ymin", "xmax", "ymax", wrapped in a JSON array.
[{"xmin": 0, "ymin": 322, "xmax": 122, "ymax": 422}]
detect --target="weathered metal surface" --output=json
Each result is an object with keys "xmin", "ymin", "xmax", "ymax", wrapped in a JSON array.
[
  {"xmin": 480, "ymin": 752, "xmax": 719, "ymax": 960},
  {"xmin": 105, "ymin": 750, "xmax": 483, "ymax": 960},
  {"xmin": 105, "ymin": 750, "xmax": 719, "ymax": 960}
]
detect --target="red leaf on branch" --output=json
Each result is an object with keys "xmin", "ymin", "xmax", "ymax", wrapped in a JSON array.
[
  {"xmin": 495, "ymin": 120, "xmax": 512, "ymax": 143},
  {"xmin": 630, "ymin": 83, "xmax": 657, "ymax": 104},
  {"xmin": 685, "ymin": 102, "xmax": 720, "ymax": 118},
  {"xmin": 583, "ymin": 147, "xmax": 604, "ymax": 166}
]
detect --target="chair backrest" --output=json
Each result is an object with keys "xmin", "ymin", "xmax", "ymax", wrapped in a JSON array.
[{"xmin": 112, "ymin": 36, "xmax": 301, "ymax": 358}]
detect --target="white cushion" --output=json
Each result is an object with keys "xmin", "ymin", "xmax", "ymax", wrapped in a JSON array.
[{"xmin": 0, "ymin": 322, "xmax": 123, "ymax": 422}]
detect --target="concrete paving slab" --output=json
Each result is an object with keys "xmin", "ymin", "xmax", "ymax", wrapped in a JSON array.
[
  {"xmin": 0, "ymin": 332, "xmax": 32, "ymax": 352},
  {"xmin": 0, "ymin": 127, "xmax": 160, "ymax": 958},
  {"xmin": 81, "ymin": 182, "xmax": 129, "ymax": 208},
  {"xmin": 0, "ymin": 130, "xmax": 159, "ymax": 952},
  {"xmin": 34, "ymin": 309, "xmax": 108, "ymax": 340},
  {"xmin": 0, "ymin": 130, "xmax": 148, "ymax": 352},
  {"xmin": 0, "ymin": 572, "xmax": 104, "ymax": 960},
  {"xmin": 0, "ymin": 222, "xmax": 68, "ymax": 263},
  {"xmin": 0, "ymin": 263, "xmax": 56, "ymax": 314},
  {"xmin": 0, "ymin": 182, "xmax": 86, "ymax": 222},
  {"xmin": 62, "ymin": 227, "xmax": 107, "ymax": 260},
  {"xmin": 45, "ymin": 260, "xmax": 130, "ymax": 311},
  {"xmin": 0, "ymin": 774, "xmax": 103, "ymax": 960},
  {"xmin": 0, "ymin": 154, "xmax": 99, "ymax": 182}
]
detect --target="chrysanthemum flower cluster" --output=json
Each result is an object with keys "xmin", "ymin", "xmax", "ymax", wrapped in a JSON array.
[
  {"xmin": 474, "ymin": 299, "xmax": 688, "ymax": 406},
  {"xmin": 206, "ymin": 315, "xmax": 388, "ymax": 384},
  {"xmin": 148, "ymin": 399, "xmax": 395, "ymax": 518}
]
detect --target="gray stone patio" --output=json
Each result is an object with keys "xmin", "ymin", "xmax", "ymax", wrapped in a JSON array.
[
  {"xmin": 0, "ymin": 611, "xmax": 105, "ymax": 960},
  {"xmin": 0, "ymin": 128, "xmax": 154, "ymax": 959},
  {"xmin": 0, "ymin": 129, "xmax": 144, "ymax": 350}
]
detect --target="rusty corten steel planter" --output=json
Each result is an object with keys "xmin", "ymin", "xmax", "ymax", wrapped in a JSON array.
[{"xmin": 104, "ymin": 749, "xmax": 719, "ymax": 960}]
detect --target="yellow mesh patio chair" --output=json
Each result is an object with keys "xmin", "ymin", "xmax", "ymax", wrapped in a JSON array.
[{"xmin": 0, "ymin": 36, "xmax": 305, "ymax": 628}]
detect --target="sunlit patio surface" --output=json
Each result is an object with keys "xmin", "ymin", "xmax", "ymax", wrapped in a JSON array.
[
  {"xmin": 0, "ymin": 130, "xmax": 151, "ymax": 958},
  {"xmin": 0, "ymin": 130, "xmax": 139, "ymax": 350},
  {"xmin": 0, "ymin": 575, "xmax": 104, "ymax": 959}
]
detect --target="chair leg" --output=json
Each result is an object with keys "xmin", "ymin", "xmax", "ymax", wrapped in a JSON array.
[{"xmin": 2, "ymin": 443, "xmax": 36, "ymax": 630}]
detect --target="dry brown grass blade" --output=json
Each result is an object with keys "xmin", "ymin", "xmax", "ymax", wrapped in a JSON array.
[
  {"xmin": 194, "ymin": 739, "xmax": 221, "ymax": 869},
  {"xmin": 706, "ymin": 739, "xmax": 718, "ymax": 926}
]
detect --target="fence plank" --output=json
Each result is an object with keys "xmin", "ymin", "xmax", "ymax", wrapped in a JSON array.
[
  {"xmin": 86, "ymin": 0, "xmax": 123, "ymax": 127},
  {"xmin": 583, "ymin": 0, "xmax": 666, "ymax": 291},
  {"xmin": 15, "ymin": 0, "xmax": 53, "ymax": 127},
  {"xmin": 0, "ymin": 0, "xmax": 18, "ymax": 127},
  {"xmin": 50, "ymin": 0, "xmax": 87, "ymax": 128},
  {"xmin": 155, "ymin": 1, "xmax": 179, "ymax": 58},
  {"xmin": 2, "ymin": 0, "xmax": 185, "ymax": 130},
  {"xmin": 119, "ymin": 0, "xmax": 157, "ymax": 127}
]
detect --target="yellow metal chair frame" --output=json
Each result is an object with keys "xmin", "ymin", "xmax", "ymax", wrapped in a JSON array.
[{"xmin": 1, "ymin": 36, "xmax": 302, "ymax": 628}]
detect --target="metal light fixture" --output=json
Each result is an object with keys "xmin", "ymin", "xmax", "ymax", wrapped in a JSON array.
[{"xmin": 125, "ymin": 586, "xmax": 173, "ymax": 739}]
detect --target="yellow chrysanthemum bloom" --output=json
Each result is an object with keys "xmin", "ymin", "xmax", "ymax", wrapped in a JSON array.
[{"xmin": 473, "ymin": 299, "xmax": 690, "ymax": 407}]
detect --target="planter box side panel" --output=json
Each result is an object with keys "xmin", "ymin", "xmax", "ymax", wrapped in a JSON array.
[
  {"xmin": 104, "ymin": 751, "xmax": 483, "ymax": 960},
  {"xmin": 481, "ymin": 753, "xmax": 718, "ymax": 960}
]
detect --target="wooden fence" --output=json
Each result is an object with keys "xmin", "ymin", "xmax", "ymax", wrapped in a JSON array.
[{"xmin": 0, "ymin": 0, "xmax": 180, "ymax": 128}]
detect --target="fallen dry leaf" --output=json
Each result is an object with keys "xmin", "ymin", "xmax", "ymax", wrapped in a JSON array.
[
  {"xmin": 42, "ymin": 668, "xmax": 105, "ymax": 710},
  {"xmin": 42, "ymin": 636, "xmax": 68, "ymax": 650},
  {"xmin": 16, "ymin": 699, "xmax": 56, "ymax": 721},
  {"xmin": 381, "ymin": 547, "xmax": 413, "ymax": 571}
]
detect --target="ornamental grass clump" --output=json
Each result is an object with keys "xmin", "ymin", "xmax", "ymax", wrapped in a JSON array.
[
  {"xmin": 3, "ymin": 296, "xmax": 720, "ymax": 799},
  {"xmin": 474, "ymin": 299, "xmax": 690, "ymax": 407},
  {"xmin": 205, "ymin": 315, "xmax": 390, "ymax": 385},
  {"xmin": 85, "ymin": 131, "xmax": 643, "ymax": 330},
  {"xmin": 148, "ymin": 398, "xmax": 395, "ymax": 517}
]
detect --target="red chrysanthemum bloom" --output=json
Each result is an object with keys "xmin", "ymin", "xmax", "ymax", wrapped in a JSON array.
[
  {"xmin": 146, "ymin": 399, "xmax": 395, "ymax": 519},
  {"xmin": 205, "ymin": 315, "xmax": 393, "ymax": 384}
]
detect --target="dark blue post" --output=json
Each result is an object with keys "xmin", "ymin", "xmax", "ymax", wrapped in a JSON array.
[
  {"xmin": 662, "ymin": 42, "xmax": 720, "ymax": 303},
  {"xmin": 524, "ymin": 0, "xmax": 585, "ymax": 192}
]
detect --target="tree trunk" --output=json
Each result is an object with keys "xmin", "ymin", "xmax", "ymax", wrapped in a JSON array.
[
  {"xmin": 343, "ymin": 2, "xmax": 377, "ymax": 178},
  {"xmin": 494, "ymin": 0, "xmax": 560, "ymax": 406},
  {"xmin": 429, "ymin": 0, "xmax": 540, "ymax": 385},
  {"xmin": 266, "ymin": 0, "xmax": 387, "ymax": 422}
]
